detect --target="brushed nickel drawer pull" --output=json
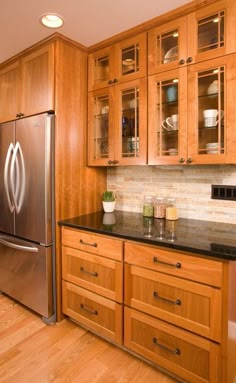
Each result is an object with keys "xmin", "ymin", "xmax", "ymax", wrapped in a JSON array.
[
  {"xmin": 153, "ymin": 291, "xmax": 181, "ymax": 306},
  {"xmin": 80, "ymin": 239, "xmax": 97, "ymax": 247},
  {"xmin": 153, "ymin": 337, "xmax": 180, "ymax": 355},
  {"xmin": 153, "ymin": 257, "xmax": 181, "ymax": 269},
  {"xmin": 80, "ymin": 267, "xmax": 98, "ymax": 277},
  {"xmin": 80, "ymin": 303, "xmax": 98, "ymax": 316}
]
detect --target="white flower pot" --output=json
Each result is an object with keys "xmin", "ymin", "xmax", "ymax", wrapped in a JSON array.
[{"xmin": 102, "ymin": 201, "xmax": 116, "ymax": 213}]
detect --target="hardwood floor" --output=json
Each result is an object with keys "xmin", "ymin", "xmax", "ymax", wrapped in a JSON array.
[{"xmin": 0, "ymin": 294, "xmax": 180, "ymax": 383}]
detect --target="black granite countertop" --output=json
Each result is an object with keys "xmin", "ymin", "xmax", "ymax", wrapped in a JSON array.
[{"xmin": 58, "ymin": 210, "xmax": 236, "ymax": 261}]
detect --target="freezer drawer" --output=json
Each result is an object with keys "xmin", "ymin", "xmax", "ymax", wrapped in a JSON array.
[{"xmin": 0, "ymin": 234, "xmax": 54, "ymax": 318}]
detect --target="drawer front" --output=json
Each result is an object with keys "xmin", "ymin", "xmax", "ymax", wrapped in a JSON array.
[
  {"xmin": 125, "ymin": 242, "xmax": 223, "ymax": 287},
  {"xmin": 62, "ymin": 281, "xmax": 123, "ymax": 344},
  {"xmin": 62, "ymin": 227, "xmax": 123, "ymax": 261},
  {"xmin": 124, "ymin": 307, "xmax": 220, "ymax": 383},
  {"xmin": 62, "ymin": 246, "xmax": 123, "ymax": 302},
  {"xmin": 125, "ymin": 264, "xmax": 221, "ymax": 341}
]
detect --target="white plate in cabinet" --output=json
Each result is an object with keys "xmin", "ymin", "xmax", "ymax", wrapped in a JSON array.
[
  {"xmin": 124, "ymin": 307, "xmax": 221, "ymax": 383},
  {"xmin": 124, "ymin": 264, "xmax": 221, "ymax": 342}
]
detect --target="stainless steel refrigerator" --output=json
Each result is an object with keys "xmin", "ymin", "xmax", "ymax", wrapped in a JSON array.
[{"xmin": 0, "ymin": 112, "xmax": 56, "ymax": 323}]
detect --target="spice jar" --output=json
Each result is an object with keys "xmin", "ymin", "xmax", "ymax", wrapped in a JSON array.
[
  {"xmin": 154, "ymin": 197, "xmax": 166, "ymax": 219},
  {"xmin": 143, "ymin": 196, "xmax": 154, "ymax": 217},
  {"xmin": 165, "ymin": 198, "xmax": 178, "ymax": 220}
]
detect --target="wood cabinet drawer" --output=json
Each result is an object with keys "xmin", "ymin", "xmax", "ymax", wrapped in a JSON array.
[
  {"xmin": 62, "ymin": 281, "xmax": 123, "ymax": 344},
  {"xmin": 62, "ymin": 245, "xmax": 123, "ymax": 303},
  {"xmin": 62, "ymin": 227, "xmax": 123, "ymax": 261},
  {"xmin": 124, "ymin": 307, "xmax": 220, "ymax": 383},
  {"xmin": 125, "ymin": 242, "xmax": 223, "ymax": 287},
  {"xmin": 124, "ymin": 264, "xmax": 221, "ymax": 342}
]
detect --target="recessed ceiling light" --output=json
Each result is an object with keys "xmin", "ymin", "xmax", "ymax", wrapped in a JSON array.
[{"xmin": 40, "ymin": 13, "xmax": 64, "ymax": 29}]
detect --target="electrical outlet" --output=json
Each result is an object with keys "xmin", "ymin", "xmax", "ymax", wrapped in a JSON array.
[{"xmin": 211, "ymin": 185, "xmax": 236, "ymax": 201}]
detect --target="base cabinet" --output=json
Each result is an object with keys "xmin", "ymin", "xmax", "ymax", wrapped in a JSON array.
[
  {"xmin": 61, "ymin": 227, "xmax": 235, "ymax": 383},
  {"xmin": 124, "ymin": 307, "xmax": 220, "ymax": 383},
  {"xmin": 61, "ymin": 227, "xmax": 123, "ymax": 344}
]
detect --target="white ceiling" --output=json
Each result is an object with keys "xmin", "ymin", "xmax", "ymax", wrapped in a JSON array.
[{"xmin": 0, "ymin": 0, "xmax": 192, "ymax": 64}]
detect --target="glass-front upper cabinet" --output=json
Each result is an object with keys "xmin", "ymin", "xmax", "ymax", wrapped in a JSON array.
[
  {"xmin": 148, "ymin": 0, "xmax": 236, "ymax": 74},
  {"xmin": 88, "ymin": 33, "xmax": 147, "ymax": 91},
  {"xmin": 88, "ymin": 78, "xmax": 147, "ymax": 166},
  {"xmin": 148, "ymin": 69, "xmax": 187, "ymax": 165},
  {"xmin": 187, "ymin": 54, "xmax": 236, "ymax": 164}
]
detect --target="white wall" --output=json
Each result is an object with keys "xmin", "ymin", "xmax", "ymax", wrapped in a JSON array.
[{"xmin": 107, "ymin": 165, "xmax": 236, "ymax": 223}]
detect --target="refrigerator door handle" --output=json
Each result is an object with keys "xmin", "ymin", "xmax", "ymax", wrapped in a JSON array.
[
  {"xmin": 10, "ymin": 142, "xmax": 26, "ymax": 214},
  {"xmin": 4, "ymin": 143, "xmax": 15, "ymax": 213},
  {"xmin": 0, "ymin": 235, "xmax": 39, "ymax": 252}
]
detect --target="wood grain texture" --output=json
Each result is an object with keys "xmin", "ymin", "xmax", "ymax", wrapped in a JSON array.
[{"xmin": 0, "ymin": 295, "xmax": 179, "ymax": 383}]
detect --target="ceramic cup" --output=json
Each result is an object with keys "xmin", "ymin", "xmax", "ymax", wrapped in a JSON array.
[
  {"xmin": 203, "ymin": 109, "xmax": 223, "ymax": 127},
  {"xmin": 162, "ymin": 114, "xmax": 178, "ymax": 131}
]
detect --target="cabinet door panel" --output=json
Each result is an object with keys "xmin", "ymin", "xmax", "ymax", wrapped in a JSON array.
[
  {"xmin": 62, "ymin": 281, "xmax": 123, "ymax": 344},
  {"xmin": 124, "ymin": 307, "xmax": 220, "ymax": 383},
  {"xmin": 125, "ymin": 264, "xmax": 221, "ymax": 341},
  {"xmin": 0, "ymin": 61, "xmax": 20, "ymax": 122},
  {"xmin": 62, "ymin": 246, "xmax": 123, "ymax": 302},
  {"xmin": 21, "ymin": 44, "xmax": 54, "ymax": 116},
  {"xmin": 62, "ymin": 227, "xmax": 123, "ymax": 261},
  {"xmin": 125, "ymin": 242, "xmax": 223, "ymax": 287}
]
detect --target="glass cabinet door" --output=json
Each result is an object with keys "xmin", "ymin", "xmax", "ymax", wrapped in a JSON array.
[
  {"xmin": 88, "ymin": 89, "xmax": 114, "ymax": 166},
  {"xmin": 116, "ymin": 78, "xmax": 147, "ymax": 165},
  {"xmin": 148, "ymin": 18, "xmax": 187, "ymax": 74},
  {"xmin": 187, "ymin": 55, "xmax": 236, "ymax": 164},
  {"xmin": 148, "ymin": 69, "xmax": 187, "ymax": 164},
  {"xmin": 88, "ymin": 46, "xmax": 115, "ymax": 91},
  {"xmin": 116, "ymin": 33, "xmax": 147, "ymax": 81}
]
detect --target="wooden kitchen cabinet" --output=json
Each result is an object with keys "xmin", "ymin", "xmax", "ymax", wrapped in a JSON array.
[
  {"xmin": 124, "ymin": 241, "xmax": 223, "ymax": 382},
  {"xmin": 148, "ymin": 54, "xmax": 236, "ymax": 165},
  {"xmin": 0, "ymin": 61, "xmax": 20, "ymax": 123},
  {"xmin": 61, "ymin": 227, "xmax": 124, "ymax": 344},
  {"xmin": 148, "ymin": 0, "xmax": 236, "ymax": 75},
  {"xmin": 124, "ymin": 307, "xmax": 220, "ymax": 383},
  {"xmin": 0, "ymin": 44, "xmax": 54, "ymax": 123},
  {"xmin": 88, "ymin": 77, "xmax": 147, "ymax": 166},
  {"xmin": 88, "ymin": 32, "xmax": 147, "ymax": 91}
]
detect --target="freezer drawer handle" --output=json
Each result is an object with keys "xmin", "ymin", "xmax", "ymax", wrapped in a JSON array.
[
  {"xmin": 153, "ymin": 337, "xmax": 181, "ymax": 355},
  {"xmin": 79, "ymin": 239, "xmax": 97, "ymax": 248},
  {"xmin": 153, "ymin": 291, "xmax": 181, "ymax": 306},
  {"xmin": 4, "ymin": 143, "xmax": 15, "ymax": 213},
  {"xmin": 0, "ymin": 236, "xmax": 38, "ymax": 252},
  {"xmin": 153, "ymin": 257, "xmax": 181, "ymax": 269},
  {"xmin": 80, "ymin": 303, "xmax": 98, "ymax": 316},
  {"xmin": 80, "ymin": 267, "xmax": 98, "ymax": 277}
]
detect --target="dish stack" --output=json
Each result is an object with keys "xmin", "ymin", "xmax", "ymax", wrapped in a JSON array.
[{"xmin": 206, "ymin": 142, "xmax": 219, "ymax": 154}]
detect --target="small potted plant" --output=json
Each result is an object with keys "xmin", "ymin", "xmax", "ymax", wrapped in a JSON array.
[{"xmin": 102, "ymin": 191, "xmax": 116, "ymax": 213}]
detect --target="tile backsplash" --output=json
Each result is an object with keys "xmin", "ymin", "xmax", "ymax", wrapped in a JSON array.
[{"xmin": 107, "ymin": 165, "xmax": 236, "ymax": 224}]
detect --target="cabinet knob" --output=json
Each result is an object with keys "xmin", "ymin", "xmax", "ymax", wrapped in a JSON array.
[
  {"xmin": 113, "ymin": 160, "xmax": 119, "ymax": 164},
  {"xmin": 113, "ymin": 78, "xmax": 118, "ymax": 83},
  {"xmin": 186, "ymin": 56, "xmax": 193, "ymax": 63},
  {"xmin": 16, "ymin": 112, "xmax": 24, "ymax": 118},
  {"xmin": 187, "ymin": 157, "xmax": 193, "ymax": 163},
  {"xmin": 108, "ymin": 80, "xmax": 113, "ymax": 85},
  {"xmin": 108, "ymin": 160, "xmax": 113, "ymax": 165},
  {"xmin": 179, "ymin": 59, "xmax": 185, "ymax": 65},
  {"xmin": 179, "ymin": 158, "xmax": 185, "ymax": 163}
]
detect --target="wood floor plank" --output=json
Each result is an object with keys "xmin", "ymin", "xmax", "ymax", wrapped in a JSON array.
[{"xmin": 0, "ymin": 295, "xmax": 179, "ymax": 383}]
